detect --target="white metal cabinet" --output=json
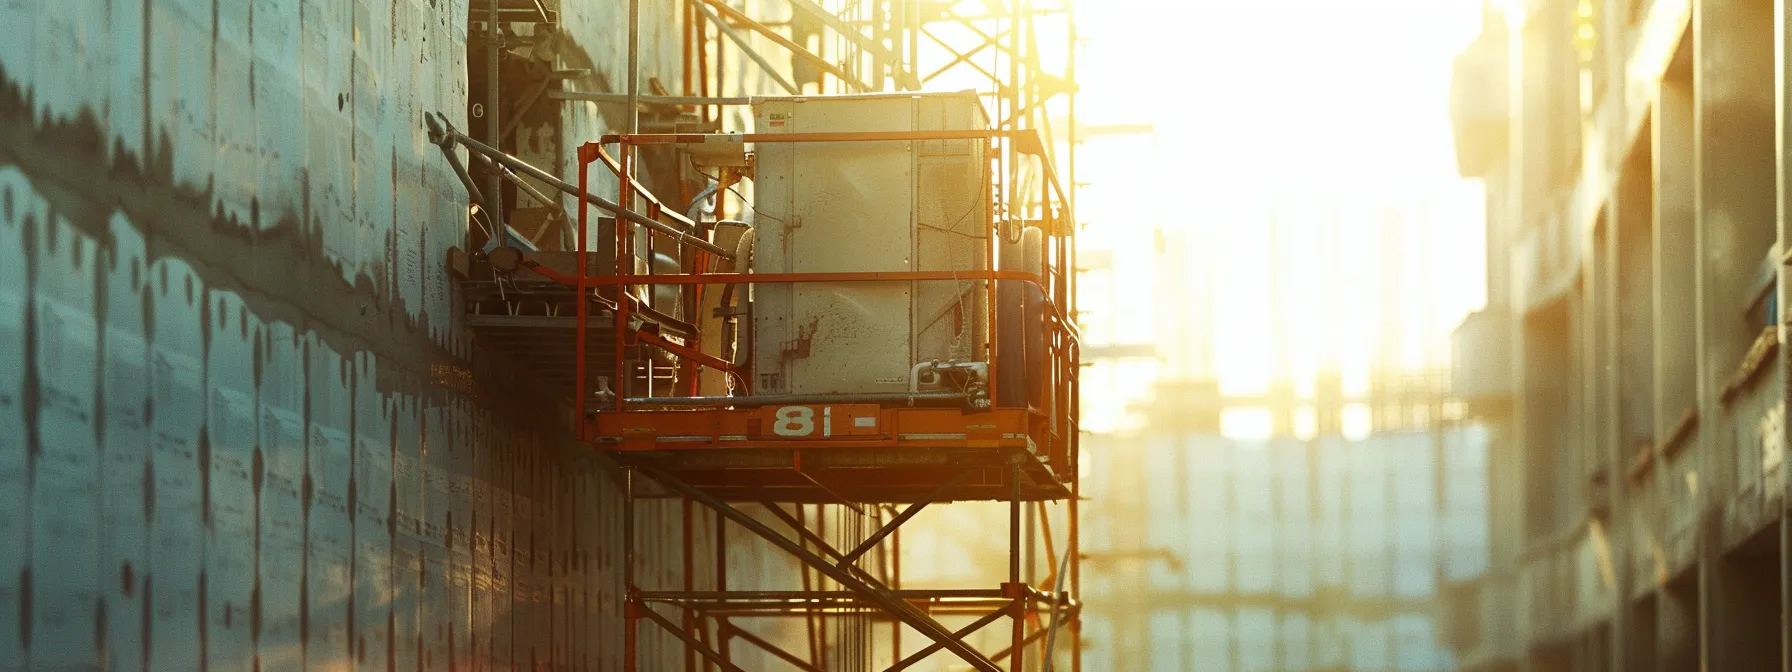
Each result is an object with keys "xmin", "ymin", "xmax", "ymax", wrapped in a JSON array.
[{"xmin": 750, "ymin": 91, "xmax": 990, "ymax": 395}]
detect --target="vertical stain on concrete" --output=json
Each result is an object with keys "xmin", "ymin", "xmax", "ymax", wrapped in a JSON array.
[{"xmin": 0, "ymin": 0, "xmax": 734, "ymax": 666}]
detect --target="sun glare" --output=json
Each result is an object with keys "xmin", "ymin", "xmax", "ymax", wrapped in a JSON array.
[{"xmin": 1073, "ymin": 0, "xmax": 1490, "ymax": 434}]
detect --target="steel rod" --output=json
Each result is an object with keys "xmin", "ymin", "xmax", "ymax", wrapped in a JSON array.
[
  {"xmin": 837, "ymin": 471, "xmax": 974, "ymax": 567},
  {"xmin": 692, "ymin": 0, "xmax": 801, "ymax": 94},
  {"xmin": 683, "ymin": 498, "xmax": 697, "ymax": 672},
  {"xmin": 761, "ymin": 502, "xmax": 849, "ymax": 563},
  {"xmin": 606, "ymin": 129, "xmax": 1011, "ymax": 144},
  {"xmin": 487, "ymin": 155, "xmax": 569, "ymax": 247},
  {"xmin": 990, "ymin": 627, "xmax": 1048, "ymax": 663},
  {"xmin": 456, "ymin": 149, "xmax": 548, "ymax": 251},
  {"xmin": 575, "ymin": 144, "xmax": 593, "ymax": 438},
  {"xmin": 499, "ymin": 76, "xmax": 554, "ymax": 144},
  {"xmin": 433, "ymin": 135, "xmax": 497, "ymax": 242},
  {"xmin": 632, "ymin": 462, "xmax": 1003, "ymax": 671},
  {"xmin": 695, "ymin": 0, "xmax": 870, "ymax": 91},
  {"xmin": 642, "ymin": 590, "xmax": 1004, "ymax": 600},
  {"xmin": 892, "ymin": 506, "xmax": 902, "ymax": 663},
  {"xmin": 637, "ymin": 602, "xmax": 747, "ymax": 672},
  {"xmin": 723, "ymin": 623, "xmax": 825, "ymax": 672},
  {"xmin": 436, "ymin": 123, "xmax": 732, "ymax": 258},
  {"xmin": 627, "ymin": 0, "xmax": 639, "ymax": 135},
  {"xmin": 783, "ymin": 0, "xmax": 920, "ymax": 89},
  {"xmin": 552, "ymin": 91, "xmax": 752, "ymax": 106},
  {"xmin": 623, "ymin": 392, "xmax": 967, "ymax": 408},
  {"xmin": 1010, "ymin": 465, "xmax": 1024, "ymax": 671},
  {"xmin": 669, "ymin": 602, "xmax": 1038, "ymax": 618},
  {"xmin": 1043, "ymin": 504, "xmax": 1074, "ymax": 672},
  {"xmin": 485, "ymin": 0, "xmax": 504, "ymax": 235},
  {"xmin": 884, "ymin": 604, "xmax": 1011, "ymax": 672},
  {"xmin": 624, "ymin": 467, "xmax": 638, "ymax": 671}
]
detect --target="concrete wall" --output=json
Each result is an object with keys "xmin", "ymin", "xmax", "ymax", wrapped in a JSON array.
[
  {"xmin": 1447, "ymin": 0, "xmax": 1792, "ymax": 668},
  {"xmin": 0, "ymin": 0, "xmax": 720, "ymax": 669}
]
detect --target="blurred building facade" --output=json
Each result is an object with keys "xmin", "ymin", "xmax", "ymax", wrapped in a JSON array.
[
  {"xmin": 1448, "ymin": 0, "xmax": 1792, "ymax": 668},
  {"xmin": 1075, "ymin": 139, "xmax": 1493, "ymax": 668},
  {"xmin": 1079, "ymin": 425, "xmax": 1489, "ymax": 671}
]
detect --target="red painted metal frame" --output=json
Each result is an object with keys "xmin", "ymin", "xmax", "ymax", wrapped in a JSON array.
[{"xmin": 577, "ymin": 102, "xmax": 1081, "ymax": 672}]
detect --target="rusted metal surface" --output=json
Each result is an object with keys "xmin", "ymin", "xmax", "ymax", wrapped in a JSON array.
[{"xmin": 0, "ymin": 0, "xmax": 715, "ymax": 668}]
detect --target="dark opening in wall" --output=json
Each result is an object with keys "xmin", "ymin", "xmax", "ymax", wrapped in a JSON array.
[
  {"xmin": 1695, "ymin": 0, "xmax": 1778, "ymax": 389},
  {"xmin": 1708, "ymin": 526, "xmax": 1785, "ymax": 665},
  {"xmin": 468, "ymin": 3, "xmax": 566, "ymax": 251},
  {"xmin": 1523, "ymin": 297, "xmax": 1572, "ymax": 542},
  {"xmin": 1615, "ymin": 127, "xmax": 1655, "ymax": 459},
  {"xmin": 1626, "ymin": 592, "xmax": 1658, "ymax": 670},
  {"xmin": 1658, "ymin": 571, "xmax": 1699, "ymax": 668},
  {"xmin": 1653, "ymin": 37, "xmax": 1696, "ymax": 437}
]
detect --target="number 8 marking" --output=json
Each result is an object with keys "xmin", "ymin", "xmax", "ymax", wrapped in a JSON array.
[{"xmin": 772, "ymin": 406, "xmax": 815, "ymax": 437}]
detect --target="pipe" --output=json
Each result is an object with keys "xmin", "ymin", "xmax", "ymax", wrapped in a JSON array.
[
  {"xmin": 551, "ymin": 91, "xmax": 753, "ymax": 106},
  {"xmin": 1042, "ymin": 513, "xmax": 1073, "ymax": 672},
  {"xmin": 692, "ymin": 0, "xmax": 802, "ymax": 94},
  {"xmin": 486, "ymin": 0, "xmax": 503, "ymax": 235},
  {"xmin": 694, "ymin": 0, "xmax": 871, "ymax": 92},
  {"xmin": 431, "ymin": 132, "xmax": 498, "ymax": 242},
  {"xmin": 685, "ymin": 182, "xmax": 720, "ymax": 223},
  {"xmin": 430, "ymin": 115, "xmax": 733, "ymax": 259},
  {"xmin": 622, "ymin": 392, "xmax": 967, "ymax": 408},
  {"xmin": 631, "ymin": 462, "xmax": 1004, "ymax": 671},
  {"xmin": 627, "ymin": 0, "xmax": 640, "ymax": 134},
  {"xmin": 909, "ymin": 360, "xmax": 939, "ymax": 395},
  {"xmin": 910, "ymin": 360, "xmax": 988, "ymax": 394},
  {"xmin": 468, "ymin": 150, "xmax": 566, "ymax": 249},
  {"xmin": 783, "ymin": 0, "xmax": 921, "ymax": 90},
  {"xmin": 499, "ymin": 75, "xmax": 554, "ymax": 144}
]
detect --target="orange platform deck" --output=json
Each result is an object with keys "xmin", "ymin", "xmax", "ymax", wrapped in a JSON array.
[{"xmin": 586, "ymin": 406, "xmax": 1071, "ymax": 503}]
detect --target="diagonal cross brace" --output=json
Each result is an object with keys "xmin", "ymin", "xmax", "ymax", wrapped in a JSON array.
[
  {"xmin": 636, "ymin": 601, "xmax": 746, "ymax": 672},
  {"xmin": 784, "ymin": 0, "xmax": 922, "ymax": 90},
  {"xmin": 886, "ymin": 603, "xmax": 1014, "ymax": 672},
  {"xmin": 632, "ymin": 461, "xmax": 1001, "ymax": 672},
  {"xmin": 837, "ymin": 470, "xmax": 975, "ymax": 568},
  {"xmin": 722, "ymin": 622, "xmax": 826, "ymax": 672}
]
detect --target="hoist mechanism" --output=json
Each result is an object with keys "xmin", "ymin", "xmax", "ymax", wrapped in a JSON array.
[{"xmin": 435, "ymin": 91, "xmax": 1080, "ymax": 672}]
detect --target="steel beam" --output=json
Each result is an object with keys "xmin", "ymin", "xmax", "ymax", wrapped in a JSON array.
[
  {"xmin": 838, "ymin": 470, "xmax": 974, "ymax": 568},
  {"xmin": 485, "ymin": 0, "xmax": 504, "ymax": 235},
  {"xmin": 637, "ymin": 602, "xmax": 746, "ymax": 672},
  {"xmin": 692, "ymin": 0, "xmax": 801, "ymax": 94},
  {"xmin": 643, "ymin": 589, "xmax": 1005, "ymax": 600},
  {"xmin": 428, "ymin": 116, "xmax": 733, "ymax": 258},
  {"xmin": 783, "ymin": 0, "xmax": 921, "ymax": 89},
  {"xmin": 884, "ymin": 604, "xmax": 1012, "ymax": 672},
  {"xmin": 551, "ymin": 91, "xmax": 752, "ymax": 106},
  {"xmin": 761, "ymin": 501, "xmax": 851, "ymax": 563},
  {"xmin": 695, "ymin": 0, "xmax": 871, "ymax": 91},
  {"xmin": 989, "ymin": 626, "xmax": 1048, "ymax": 663},
  {"xmin": 632, "ymin": 461, "xmax": 1003, "ymax": 671},
  {"xmin": 1009, "ymin": 465, "xmax": 1025, "ymax": 670},
  {"xmin": 721, "ymin": 622, "xmax": 825, "ymax": 672}
]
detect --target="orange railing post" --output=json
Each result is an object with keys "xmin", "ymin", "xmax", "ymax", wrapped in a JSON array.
[
  {"xmin": 576, "ymin": 142, "xmax": 598, "ymax": 437},
  {"xmin": 615, "ymin": 138, "xmax": 635, "ymax": 411}
]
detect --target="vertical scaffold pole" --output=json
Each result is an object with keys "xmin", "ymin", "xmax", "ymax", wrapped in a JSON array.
[
  {"xmin": 575, "ymin": 143, "xmax": 595, "ymax": 436},
  {"xmin": 624, "ymin": 468, "xmax": 638, "ymax": 671},
  {"xmin": 1011, "ymin": 466, "xmax": 1024, "ymax": 671}
]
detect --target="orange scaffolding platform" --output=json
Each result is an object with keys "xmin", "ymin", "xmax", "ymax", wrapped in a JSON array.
[
  {"xmin": 437, "ymin": 1, "xmax": 1083, "ymax": 666},
  {"xmin": 565, "ymin": 123, "xmax": 1081, "ymax": 671}
]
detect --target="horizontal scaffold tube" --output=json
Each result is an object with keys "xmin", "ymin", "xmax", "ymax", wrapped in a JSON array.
[
  {"xmin": 427, "ymin": 113, "xmax": 733, "ymax": 259},
  {"xmin": 622, "ymin": 392, "xmax": 969, "ymax": 408}
]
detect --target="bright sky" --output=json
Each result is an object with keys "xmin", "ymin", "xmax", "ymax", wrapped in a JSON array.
[{"xmin": 1069, "ymin": 0, "xmax": 1492, "ymax": 434}]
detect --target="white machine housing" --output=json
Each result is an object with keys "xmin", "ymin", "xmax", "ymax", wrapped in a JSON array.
[{"xmin": 749, "ymin": 91, "xmax": 991, "ymax": 396}]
